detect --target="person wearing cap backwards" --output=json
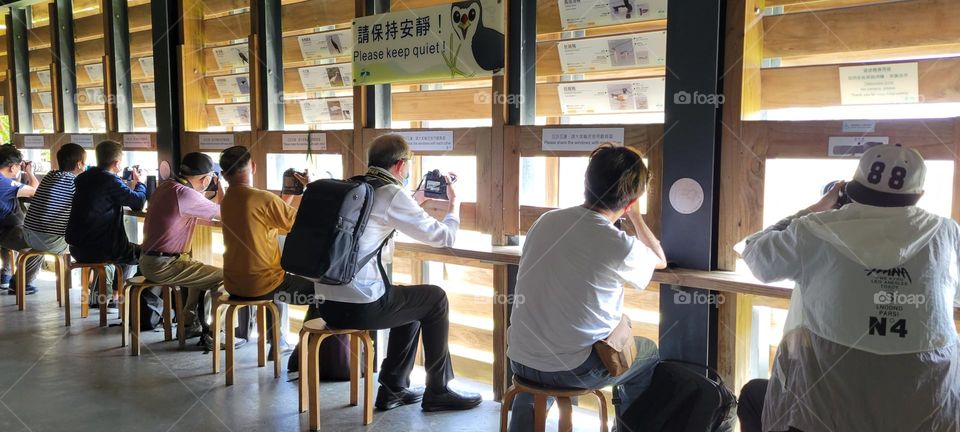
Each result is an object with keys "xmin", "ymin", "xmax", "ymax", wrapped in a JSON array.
[
  {"xmin": 139, "ymin": 153, "xmax": 230, "ymax": 348},
  {"xmin": 736, "ymin": 144, "xmax": 960, "ymax": 432}
]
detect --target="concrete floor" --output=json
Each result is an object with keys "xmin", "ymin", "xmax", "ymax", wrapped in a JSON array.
[{"xmin": 0, "ymin": 274, "xmax": 606, "ymax": 432}]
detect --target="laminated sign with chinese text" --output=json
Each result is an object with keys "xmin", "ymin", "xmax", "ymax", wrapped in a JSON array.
[{"xmin": 352, "ymin": 0, "xmax": 504, "ymax": 85}]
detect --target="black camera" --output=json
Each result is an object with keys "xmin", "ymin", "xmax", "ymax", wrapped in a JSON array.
[
  {"xmin": 422, "ymin": 169, "xmax": 457, "ymax": 199},
  {"xmin": 822, "ymin": 180, "xmax": 851, "ymax": 209},
  {"xmin": 282, "ymin": 168, "xmax": 307, "ymax": 195},
  {"xmin": 205, "ymin": 172, "xmax": 220, "ymax": 192},
  {"xmin": 122, "ymin": 165, "xmax": 140, "ymax": 181}
]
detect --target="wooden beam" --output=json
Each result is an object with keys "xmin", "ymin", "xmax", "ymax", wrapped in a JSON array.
[
  {"xmin": 181, "ymin": 0, "xmax": 208, "ymax": 131},
  {"xmin": 761, "ymin": 57, "xmax": 960, "ymax": 109},
  {"xmin": 763, "ymin": 0, "xmax": 960, "ymax": 67},
  {"xmin": 766, "ymin": 0, "xmax": 917, "ymax": 14},
  {"xmin": 280, "ymin": 0, "xmax": 353, "ymax": 33},
  {"xmin": 717, "ymin": 293, "xmax": 755, "ymax": 392},
  {"xmin": 760, "ymin": 119, "xmax": 956, "ymax": 160},
  {"xmin": 203, "ymin": 13, "xmax": 251, "ymax": 45}
]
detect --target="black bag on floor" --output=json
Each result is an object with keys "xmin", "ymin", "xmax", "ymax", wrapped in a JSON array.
[
  {"xmin": 618, "ymin": 360, "xmax": 736, "ymax": 432},
  {"xmin": 132, "ymin": 286, "xmax": 164, "ymax": 331},
  {"xmin": 287, "ymin": 335, "xmax": 357, "ymax": 380}
]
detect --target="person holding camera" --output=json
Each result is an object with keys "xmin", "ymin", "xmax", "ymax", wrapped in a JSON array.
[
  {"xmin": 66, "ymin": 140, "xmax": 146, "ymax": 308},
  {"xmin": 0, "ymin": 145, "xmax": 38, "ymax": 290},
  {"xmin": 139, "ymin": 153, "xmax": 226, "ymax": 346},
  {"xmin": 218, "ymin": 146, "xmax": 312, "ymax": 355},
  {"xmin": 0, "ymin": 144, "xmax": 84, "ymax": 295},
  {"xmin": 737, "ymin": 144, "xmax": 960, "ymax": 432},
  {"xmin": 304, "ymin": 133, "xmax": 481, "ymax": 413},
  {"xmin": 505, "ymin": 144, "xmax": 666, "ymax": 431}
]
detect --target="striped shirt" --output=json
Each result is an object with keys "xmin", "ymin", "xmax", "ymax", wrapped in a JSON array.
[{"xmin": 24, "ymin": 171, "xmax": 76, "ymax": 236}]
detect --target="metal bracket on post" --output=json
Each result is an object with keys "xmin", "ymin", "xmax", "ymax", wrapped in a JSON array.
[
  {"xmin": 151, "ymin": 0, "xmax": 182, "ymax": 174},
  {"xmin": 252, "ymin": 0, "xmax": 284, "ymax": 130},
  {"xmin": 7, "ymin": 8, "xmax": 32, "ymax": 133},
  {"xmin": 104, "ymin": 0, "xmax": 132, "ymax": 132}
]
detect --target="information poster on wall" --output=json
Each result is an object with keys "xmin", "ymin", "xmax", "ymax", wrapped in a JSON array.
[
  {"xmin": 542, "ymin": 127, "xmax": 625, "ymax": 151},
  {"xmin": 38, "ymin": 113, "xmax": 54, "ymax": 131},
  {"xmin": 839, "ymin": 62, "xmax": 919, "ymax": 105},
  {"xmin": 298, "ymin": 30, "xmax": 352, "ymax": 60},
  {"xmin": 38, "ymin": 92, "xmax": 53, "ymax": 109},
  {"xmin": 396, "ymin": 130, "xmax": 454, "ymax": 152},
  {"xmin": 86, "ymin": 110, "xmax": 106, "ymax": 130},
  {"xmin": 214, "ymin": 75, "xmax": 251, "ymax": 98},
  {"xmin": 123, "ymin": 134, "xmax": 152, "ymax": 149},
  {"xmin": 198, "ymin": 134, "xmax": 235, "ymax": 150},
  {"xmin": 828, "ymin": 136, "xmax": 890, "ymax": 157},
  {"xmin": 299, "ymin": 98, "xmax": 354, "ymax": 123},
  {"xmin": 23, "ymin": 135, "xmax": 45, "ymax": 148},
  {"xmin": 140, "ymin": 108, "xmax": 156, "ymax": 129},
  {"xmin": 213, "ymin": 44, "xmax": 250, "ymax": 69},
  {"xmin": 559, "ymin": 31, "xmax": 666, "ymax": 73},
  {"xmin": 352, "ymin": 0, "xmax": 504, "ymax": 85},
  {"xmin": 139, "ymin": 57, "xmax": 155, "ymax": 77},
  {"xmin": 558, "ymin": 77, "xmax": 665, "ymax": 114},
  {"xmin": 282, "ymin": 133, "xmax": 328, "ymax": 151},
  {"xmin": 559, "ymin": 0, "xmax": 667, "ymax": 30},
  {"xmin": 71, "ymin": 134, "xmax": 95, "ymax": 148},
  {"xmin": 85, "ymin": 64, "xmax": 104, "ymax": 82},
  {"xmin": 215, "ymin": 104, "xmax": 251, "ymax": 126},
  {"xmin": 37, "ymin": 70, "xmax": 51, "ymax": 88},
  {"xmin": 140, "ymin": 83, "xmax": 156, "ymax": 102},
  {"xmin": 299, "ymin": 65, "xmax": 352, "ymax": 91}
]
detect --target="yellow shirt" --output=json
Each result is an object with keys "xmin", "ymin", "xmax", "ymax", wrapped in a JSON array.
[{"xmin": 220, "ymin": 185, "xmax": 297, "ymax": 297}]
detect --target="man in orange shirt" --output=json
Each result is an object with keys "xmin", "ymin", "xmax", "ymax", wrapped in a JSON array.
[{"xmin": 218, "ymin": 146, "xmax": 312, "ymax": 355}]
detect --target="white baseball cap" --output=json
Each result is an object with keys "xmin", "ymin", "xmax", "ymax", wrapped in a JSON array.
[{"xmin": 846, "ymin": 144, "xmax": 925, "ymax": 207}]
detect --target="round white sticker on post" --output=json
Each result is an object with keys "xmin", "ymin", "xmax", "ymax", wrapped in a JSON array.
[{"xmin": 669, "ymin": 178, "xmax": 704, "ymax": 215}]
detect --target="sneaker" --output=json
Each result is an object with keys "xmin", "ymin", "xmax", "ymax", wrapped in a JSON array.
[
  {"xmin": 376, "ymin": 385, "xmax": 425, "ymax": 411},
  {"xmin": 106, "ymin": 300, "xmax": 119, "ymax": 314},
  {"xmin": 7, "ymin": 280, "xmax": 37, "ymax": 296},
  {"xmin": 179, "ymin": 321, "xmax": 204, "ymax": 340},
  {"xmin": 202, "ymin": 333, "xmax": 247, "ymax": 351},
  {"xmin": 421, "ymin": 387, "xmax": 483, "ymax": 412},
  {"xmin": 0, "ymin": 273, "xmax": 10, "ymax": 289}
]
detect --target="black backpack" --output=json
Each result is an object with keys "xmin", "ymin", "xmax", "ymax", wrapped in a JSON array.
[
  {"xmin": 618, "ymin": 360, "xmax": 737, "ymax": 432},
  {"xmin": 281, "ymin": 175, "xmax": 393, "ymax": 285}
]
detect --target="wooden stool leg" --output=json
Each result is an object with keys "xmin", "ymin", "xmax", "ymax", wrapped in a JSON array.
[
  {"xmin": 594, "ymin": 390, "xmax": 608, "ymax": 432},
  {"xmin": 15, "ymin": 253, "xmax": 27, "ymax": 310},
  {"xmin": 533, "ymin": 394, "xmax": 548, "ymax": 432},
  {"xmin": 128, "ymin": 286, "xmax": 139, "ymax": 354},
  {"xmin": 80, "ymin": 267, "xmax": 90, "ymax": 319},
  {"xmin": 499, "ymin": 386, "xmax": 520, "ymax": 432},
  {"xmin": 97, "ymin": 267, "xmax": 108, "ymax": 327},
  {"xmin": 54, "ymin": 257, "xmax": 62, "ymax": 307},
  {"xmin": 269, "ymin": 303, "xmax": 281, "ymax": 378},
  {"xmin": 161, "ymin": 287, "xmax": 173, "ymax": 341},
  {"xmin": 211, "ymin": 299, "xmax": 222, "ymax": 373},
  {"xmin": 61, "ymin": 258, "xmax": 71, "ymax": 327},
  {"xmin": 298, "ymin": 330, "xmax": 309, "ymax": 413},
  {"xmin": 308, "ymin": 334, "xmax": 324, "ymax": 432},
  {"xmin": 361, "ymin": 333, "xmax": 374, "ymax": 426},
  {"xmin": 115, "ymin": 267, "xmax": 125, "ymax": 323},
  {"xmin": 349, "ymin": 333, "xmax": 360, "ymax": 406},
  {"xmin": 225, "ymin": 305, "xmax": 239, "ymax": 385},
  {"xmin": 175, "ymin": 287, "xmax": 185, "ymax": 348},
  {"xmin": 557, "ymin": 397, "xmax": 573, "ymax": 432},
  {"xmin": 256, "ymin": 306, "xmax": 267, "ymax": 368}
]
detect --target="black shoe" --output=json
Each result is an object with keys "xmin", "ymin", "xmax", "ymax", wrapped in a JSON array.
[
  {"xmin": 180, "ymin": 321, "xmax": 204, "ymax": 340},
  {"xmin": 375, "ymin": 385, "xmax": 425, "ymax": 411},
  {"xmin": 267, "ymin": 341, "xmax": 294, "ymax": 361},
  {"xmin": 24, "ymin": 285, "xmax": 37, "ymax": 295},
  {"xmin": 202, "ymin": 333, "xmax": 247, "ymax": 351},
  {"xmin": 421, "ymin": 387, "xmax": 482, "ymax": 412}
]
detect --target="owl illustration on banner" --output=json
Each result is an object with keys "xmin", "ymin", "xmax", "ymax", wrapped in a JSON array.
[{"xmin": 444, "ymin": 0, "xmax": 503, "ymax": 77}]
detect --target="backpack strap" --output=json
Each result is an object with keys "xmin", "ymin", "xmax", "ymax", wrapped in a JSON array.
[{"xmin": 351, "ymin": 174, "xmax": 397, "ymax": 289}]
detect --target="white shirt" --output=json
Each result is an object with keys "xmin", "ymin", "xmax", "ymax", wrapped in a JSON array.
[
  {"xmin": 312, "ymin": 183, "xmax": 459, "ymax": 303},
  {"xmin": 507, "ymin": 206, "xmax": 659, "ymax": 372},
  {"xmin": 742, "ymin": 204, "xmax": 960, "ymax": 431}
]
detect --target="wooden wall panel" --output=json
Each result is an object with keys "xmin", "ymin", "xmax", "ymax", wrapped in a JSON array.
[
  {"xmin": 256, "ymin": 129, "xmax": 353, "ymax": 154},
  {"xmin": 204, "ymin": 14, "xmax": 250, "ymax": 45},
  {"xmin": 281, "ymin": 0, "xmax": 353, "ymax": 33},
  {"xmin": 765, "ymin": 0, "xmax": 903, "ymax": 13},
  {"xmin": 516, "ymin": 124, "xmax": 663, "ymax": 156},
  {"xmin": 762, "ymin": 119, "xmax": 957, "ymax": 160},
  {"xmin": 535, "ymin": 0, "xmax": 666, "ymax": 37},
  {"xmin": 202, "ymin": 0, "xmax": 248, "ymax": 16}
]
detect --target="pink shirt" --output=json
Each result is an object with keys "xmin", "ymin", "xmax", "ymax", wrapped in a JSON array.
[{"xmin": 141, "ymin": 180, "xmax": 220, "ymax": 254}]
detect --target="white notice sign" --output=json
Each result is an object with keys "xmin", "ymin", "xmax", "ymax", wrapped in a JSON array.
[
  {"xmin": 282, "ymin": 133, "xmax": 328, "ymax": 151},
  {"xmin": 123, "ymin": 134, "xmax": 152, "ymax": 149},
  {"xmin": 396, "ymin": 131, "xmax": 454, "ymax": 152},
  {"xmin": 140, "ymin": 108, "xmax": 157, "ymax": 129},
  {"xmin": 839, "ymin": 62, "xmax": 919, "ymax": 105},
  {"xmin": 542, "ymin": 128, "xmax": 625, "ymax": 151},
  {"xmin": 23, "ymin": 136, "xmax": 45, "ymax": 148},
  {"xmin": 559, "ymin": 31, "xmax": 666, "ymax": 74},
  {"xmin": 214, "ymin": 75, "xmax": 251, "ymax": 98},
  {"xmin": 559, "ymin": 0, "xmax": 667, "ymax": 31},
  {"xmin": 299, "ymin": 98, "xmax": 354, "ymax": 123},
  {"xmin": 140, "ymin": 83, "xmax": 156, "ymax": 102},
  {"xmin": 298, "ymin": 65, "xmax": 352, "ymax": 91},
  {"xmin": 198, "ymin": 134, "xmax": 235, "ymax": 150},
  {"xmin": 38, "ymin": 92, "xmax": 53, "ymax": 108},
  {"xmin": 84, "ymin": 64, "xmax": 104, "ymax": 82},
  {"xmin": 828, "ymin": 136, "xmax": 890, "ymax": 157},
  {"xmin": 139, "ymin": 57, "xmax": 155, "ymax": 77},
  {"xmin": 559, "ymin": 78, "xmax": 665, "ymax": 115},
  {"xmin": 36, "ymin": 70, "xmax": 51, "ymax": 88},
  {"xmin": 71, "ymin": 134, "xmax": 95, "ymax": 148},
  {"xmin": 213, "ymin": 45, "xmax": 250, "ymax": 70},
  {"xmin": 86, "ymin": 111, "xmax": 106, "ymax": 130},
  {"xmin": 215, "ymin": 104, "xmax": 251, "ymax": 126},
  {"xmin": 298, "ymin": 30, "xmax": 351, "ymax": 60}
]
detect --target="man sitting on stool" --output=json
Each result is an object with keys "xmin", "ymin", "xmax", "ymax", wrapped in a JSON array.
[
  {"xmin": 309, "ymin": 134, "xmax": 482, "ymax": 412},
  {"xmin": 139, "ymin": 153, "xmax": 227, "ymax": 347},
  {"xmin": 1, "ymin": 143, "xmax": 84, "ymax": 295},
  {"xmin": 506, "ymin": 144, "xmax": 666, "ymax": 431},
  {"xmin": 66, "ymin": 140, "xmax": 146, "ymax": 310},
  {"xmin": 737, "ymin": 144, "xmax": 960, "ymax": 432},
  {"xmin": 0, "ymin": 145, "xmax": 38, "ymax": 292}
]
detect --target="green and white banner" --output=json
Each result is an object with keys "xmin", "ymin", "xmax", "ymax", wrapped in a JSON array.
[{"xmin": 352, "ymin": 0, "xmax": 504, "ymax": 85}]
